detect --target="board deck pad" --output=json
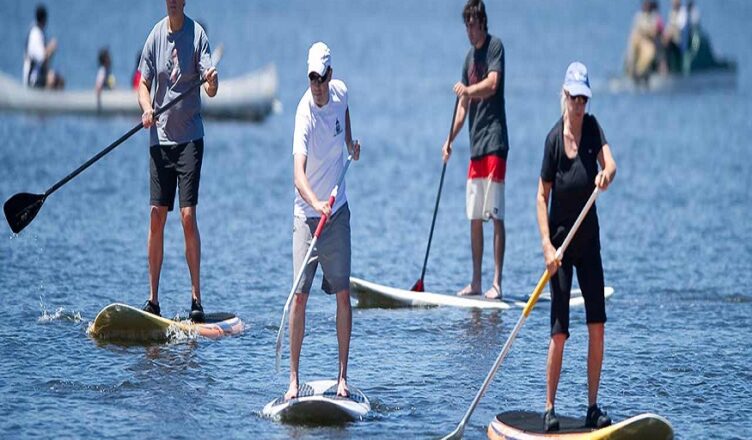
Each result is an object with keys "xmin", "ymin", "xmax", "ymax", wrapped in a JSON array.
[
  {"xmin": 262, "ymin": 379, "xmax": 370, "ymax": 425},
  {"xmin": 350, "ymin": 277, "xmax": 614, "ymax": 310},
  {"xmin": 89, "ymin": 303, "xmax": 244, "ymax": 343},
  {"xmin": 488, "ymin": 411, "xmax": 674, "ymax": 440}
]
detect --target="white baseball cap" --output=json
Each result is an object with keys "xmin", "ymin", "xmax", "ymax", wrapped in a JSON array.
[
  {"xmin": 307, "ymin": 42, "xmax": 331, "ymax": 77},
  {"xmin": 563, "ymin": 61, "xmax": 592, "ymax": 98}
]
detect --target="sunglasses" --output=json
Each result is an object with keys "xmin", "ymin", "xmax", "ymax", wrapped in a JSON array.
[
  {"xmin": 308, "ymin": 68, "xmax": 330, "ymax": 85},
  {"xmin": 568, "ymin": 94, "xmax": 589, "ymax": 104}
]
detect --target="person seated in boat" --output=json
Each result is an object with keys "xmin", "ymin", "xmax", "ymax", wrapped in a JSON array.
[
  {"xmin": 131, "ymin": 51, "xmax": 142, "ymax": 90},
  {"xmin": 661, "ymin": 0, "xmax": 689, "ymax": 73},
  {"xmin": 537, "ymin": 62, "xmax": 616, "ymax": 433},
  {"xmin": 624, "ymin": 0, "xmax": 662, "ymax": 81},
  {"xmin": 95, "ymin": 48, "xmax": 115, "ymax": 93},
  {"xmin": 23, "ymin": 4, "xmax": 64, "ymax": 89}
]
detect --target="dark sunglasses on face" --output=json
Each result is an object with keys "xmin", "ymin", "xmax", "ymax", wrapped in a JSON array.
[
  {"xmin": 309, "ymin": 69, "xmax": 329, "ymax": 85},
  {"xmin": 568, "ymin": 94, "xmax": 589, "ymax": 104}
]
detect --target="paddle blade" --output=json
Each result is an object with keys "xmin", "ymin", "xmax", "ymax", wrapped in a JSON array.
[
  {"xmin": 4, "ymin": 192, "xmax": 46, "ymax": 233},
  {"xmin": 410, "ymin": 278, "xmax": 424, "ymax": 292}
]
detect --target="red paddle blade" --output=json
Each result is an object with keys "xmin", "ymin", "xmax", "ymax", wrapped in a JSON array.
[{"xmin": 410, "ymin": 279, "xmax": 424, "ymax": 292}]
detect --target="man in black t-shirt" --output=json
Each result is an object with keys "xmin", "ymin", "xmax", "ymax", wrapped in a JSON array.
[{"xmin": 442, "ymin": 0, "xmax": 510, "ymax": 300}]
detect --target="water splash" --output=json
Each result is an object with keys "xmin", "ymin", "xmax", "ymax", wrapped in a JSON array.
[{"xmin": 37, "ymin": 299, "xmax": 82, "ymax": 323}]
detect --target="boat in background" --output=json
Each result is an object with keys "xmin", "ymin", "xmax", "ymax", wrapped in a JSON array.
[
  {"xmin": 0, "ymin": 63, "xmax": 278, "ymax": 121},
  {"xmin": 608, "ymin": 28, "xmax": 736, "ymax": 93}
]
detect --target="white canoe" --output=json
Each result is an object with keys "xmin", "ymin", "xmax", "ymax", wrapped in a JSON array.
[
  {"xmin": 262, "ymin": 380, "xmax": 370, "ymax": 425},
  {"xmin": 350, "ymin": 277, "xmax": 614, "ymax": 310},
  {"xmin": 606, "ymin": 67, "xmax": 736, "ymax": 94},
  {"xmin": 0, "ymin": 64, "xmax": 278, "ymax": 121}
]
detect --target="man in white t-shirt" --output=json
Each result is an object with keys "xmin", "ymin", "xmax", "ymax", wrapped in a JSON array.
[
  {"xmin": 286, "ymin": 42, "xmax": 361, "ymax": 400},
  {"xmin": 23, "ymin": 5, "xmax": 63, "ymax": 89}
]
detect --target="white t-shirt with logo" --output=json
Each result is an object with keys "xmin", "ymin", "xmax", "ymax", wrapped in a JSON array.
[{"xmin": 292, "ymin": 79, "xmax": 349, "ymax": 218}]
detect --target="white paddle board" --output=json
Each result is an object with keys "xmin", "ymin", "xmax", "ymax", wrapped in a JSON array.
[
  {"xmin": 262, "ymin": 380, "xmax": 370, "ymax": 425},
  {"xmin": 350, "ymin": 277, "xmax": 614, "ymax": 310}
]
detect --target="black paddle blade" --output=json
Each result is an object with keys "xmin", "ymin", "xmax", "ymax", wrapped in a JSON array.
[
  {"xmin": 410, "ymin": 279, "xmax": 425, "ymax": 292},
  {"xmin": 4, "ymin": 192, "xmax": 46, "ymax": 233}
]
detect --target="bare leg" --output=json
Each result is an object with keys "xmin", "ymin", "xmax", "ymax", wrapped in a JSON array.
[
  {"xmin": 180, "ymin": 206, "xmax": 201, "ymax": 303},
  {"xmin": 285, "ymin": 292, "xmax": 309, "ymax": 400},
  {"xmin": 546, "ymin": 333, "xmax": 567, "ymax": 411},
  {"xmin": 485, "ymin": 218, "xmax": 505, "ymax": 299},
  {"xmin": 335, "ymin": 289, "xmax": 352, "ymax": 397},
  {"xmin": 587, "ymin": 323, "xmax": 605, "ymax": 406},
  {"xmin": 148, "ymin": 206, "xmax": 168, "ymax": 304},
  {"xmin": 458, "ymin": 219, "xmax": 484, "ymax": 295}
]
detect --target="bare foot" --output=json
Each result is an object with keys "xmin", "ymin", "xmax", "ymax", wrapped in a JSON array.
[
  {"xmin": 457, "ymin": 284, "xmax": 481, "ymax": 297},
  {"xmin": 284, "ymin": 381, "xmax": 299, "ymax": 401},
  {"xmin": 337, "ymin": 379, "xmax": 350, "ymax": 398},
  {"xmin": 484, "ymin": 285, "xmax": 502, "ymax": 300}
]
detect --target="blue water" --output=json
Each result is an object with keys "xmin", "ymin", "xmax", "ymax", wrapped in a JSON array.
[{"xmin": 1, "ymin": 1, "xmax": 751, "ymax": 439}]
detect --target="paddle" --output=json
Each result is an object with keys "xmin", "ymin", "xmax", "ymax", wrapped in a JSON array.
[
  {"xmin": 3, "ymin": 77, "xmax": 208, "ymax": 234},
  {"xmin": 441, "ymin": 187, "xmax": 601, "ymax": 440},
  {"xmin": 410, "ymin": 97, "xmax": 460, "ymax": 292},
  {"xmin": 275, "ymin": 154, "xmax": 354, "ymax": 371}
]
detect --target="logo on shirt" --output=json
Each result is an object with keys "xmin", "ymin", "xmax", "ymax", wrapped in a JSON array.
[
  {"xmin": 334, "ymin": 118, "xmax": 342, "ymax": 137},
  {"xmin": 167, "ymin": 48, "xmax": 179, "ymax": 86}
]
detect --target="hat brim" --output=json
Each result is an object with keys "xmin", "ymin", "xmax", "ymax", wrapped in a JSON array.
[
  {"xmin": 307, "ymin": 62, "xmax": 328, "ymax": 77},
  {"xmin": 564, "ymin": 83, "xmax": 592, "ymax": 98}
]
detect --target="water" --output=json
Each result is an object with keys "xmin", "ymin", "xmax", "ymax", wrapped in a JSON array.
[{"xmin": 1, "ymin": 1, "xmax": 751, "ymax": 438}]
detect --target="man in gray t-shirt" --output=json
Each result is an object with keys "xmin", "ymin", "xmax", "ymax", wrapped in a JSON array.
[
  {"xmin": 442, "ymin": 0, "xmax": 509, "ymax": 300},
  {"xmin": 137, "ymin": 0, "xmax": 218, "ymax": 322}
]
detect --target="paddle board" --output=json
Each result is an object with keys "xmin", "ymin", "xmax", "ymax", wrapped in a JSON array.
[
  {"xmin": 350, "ymin": 277, "xmax": 614, "ymax": 310},
  {"xmin": 89, "ymin": 303, "xmax": 245, "ymax": 342},
  {"xmin": 487, "ymin": 411, "xmax": 673, "ymax": 440},
  {"xmin": 262, "ymin": 380, "xmax": 370, "ymax": 425}
]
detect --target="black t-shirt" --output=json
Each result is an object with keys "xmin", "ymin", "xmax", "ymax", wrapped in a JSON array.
[
  {"xmin": 540, "ymin": 114, "xmax": 606, "ymax": 246},
  {"xmin": 462, "ymin": 34, "xmax": 509, "ymax": 160}
]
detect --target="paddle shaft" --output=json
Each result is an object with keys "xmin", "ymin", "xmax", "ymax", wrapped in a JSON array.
[
  {"xmin": 443, "ymin": 187, "xmax": 601, "ymax": 440},
  {"xmin": 275, "ymin": 155, "xmax": 353, "ymax": 370},
  {"xmin": 415, "ymin": 98, "xmax": 459, "ymax": 288},
  {"xmin": 43, "ymin": 78, "xmax": 207, "ymax": 198}
]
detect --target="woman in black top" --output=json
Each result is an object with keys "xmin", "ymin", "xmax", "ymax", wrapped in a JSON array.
[{"xmin": 536, "ymin": 62, "xmax": 617, "ymax": 432}]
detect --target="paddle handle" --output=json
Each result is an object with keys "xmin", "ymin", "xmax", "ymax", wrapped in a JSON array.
[{"xmin": 44, "ymin": 78, "xmax": 207, "ymax": 198}]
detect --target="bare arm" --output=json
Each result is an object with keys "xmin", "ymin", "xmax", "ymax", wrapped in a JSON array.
[
  {"xmin": 294, "ymin": 153, "xmax": 331, "ymax": 217},
  {"xmin": 442, "ymin": 96, "xmax": 469, "ymax": 162},
  {"xmin": 344, "ymin": 107, "xmax": 360, "ymax": 160},
  {"xmin": 537, "ymin": 178, "xmax": 560, "ymax": 275},
  {"xmin": 454, "ymin": 70, "xmax": 499, "ymax": 100},
  {"xmin": 138, "ymin": 77, "xmax": 155, "ymax": 128},
  {"xmin": 595, "ymin": 144, "xmax": 617, "ymax": 189},
  {"xmin": 203, "ymin": 67, "xmax": 218, "ymax": 97}
]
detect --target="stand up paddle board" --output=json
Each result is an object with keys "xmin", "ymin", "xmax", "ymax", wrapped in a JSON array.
[
  {"xmin": 487, "ymin": 411, "xmax": 673, "ymax": 440},
  {"xmin": 262, "ymin": 380, "xmax": 370, "ymax": 425},
  {"xmin": 89, "ymin": 303, "xmax": 244, "ymax": 342},
  {"xmin": 350, "ymin": 277, "xmax": 614, "ymax": 310}
]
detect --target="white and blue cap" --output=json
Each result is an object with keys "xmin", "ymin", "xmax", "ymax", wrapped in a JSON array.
[
  {"xmin": 307, "ymin": 42, "xmax": 331, "ymax": 77},
  {"xmin": 563, "ymin": 61, "xmax": 592, "ymax": 98}
]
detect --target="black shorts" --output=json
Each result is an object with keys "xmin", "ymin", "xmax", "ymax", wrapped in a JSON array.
[
  {"xmin": 149, "ymin": 138, "xmax": 203, "ymax": 211},
  {"xmin": 549, "ymin": 231, "xmax": 607, "ymax": 338}
]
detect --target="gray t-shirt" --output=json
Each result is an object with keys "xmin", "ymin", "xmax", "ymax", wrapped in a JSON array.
[
  {"xmin": 462, "ymin": 34, "xmax": 509, "ymax": 160},
  {"xmin": 139, "ymin": 16, "xmax": 212, "ymax": 147}
]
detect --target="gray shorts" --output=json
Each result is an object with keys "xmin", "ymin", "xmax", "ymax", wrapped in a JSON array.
[{"xmin": 292, "ymin": 204, "xmax": 351, "ymax": 295}]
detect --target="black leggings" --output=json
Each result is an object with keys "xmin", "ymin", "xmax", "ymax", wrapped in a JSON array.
[{"xmin": 550, "ymin": 233, "xmax": 607, "ymax": 338}]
